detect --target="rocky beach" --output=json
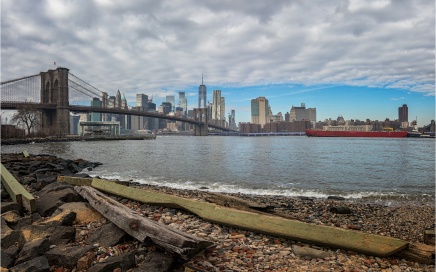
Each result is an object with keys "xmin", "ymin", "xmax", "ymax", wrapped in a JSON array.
[{"xmin": 1, "ymin": 152, "xmax": 434, "ymax": 271}]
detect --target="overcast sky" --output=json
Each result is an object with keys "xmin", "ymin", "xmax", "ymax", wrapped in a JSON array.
[{"xmin": 1, "ymin": 0, "xmax": 435, "ymax": 125}]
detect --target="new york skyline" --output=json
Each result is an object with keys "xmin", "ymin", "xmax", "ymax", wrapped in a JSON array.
[{"xmin": 1, "ymin": 0, "xmax": 434, "ymax": 125}]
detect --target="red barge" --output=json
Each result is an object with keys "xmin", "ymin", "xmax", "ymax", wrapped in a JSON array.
[{"xmin": 306, "ymin": 130, "xmax": 408, "ymax": 138}]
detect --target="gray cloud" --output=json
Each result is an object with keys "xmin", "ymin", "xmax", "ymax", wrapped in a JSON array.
[{"xmin": 1, "ymin": 0, "xmax": 434, "ymax": 102}]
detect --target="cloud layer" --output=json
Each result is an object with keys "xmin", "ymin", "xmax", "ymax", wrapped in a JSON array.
[{"xmin": 2, "ymin": 0, "xmax": 434, "ymax": 103}]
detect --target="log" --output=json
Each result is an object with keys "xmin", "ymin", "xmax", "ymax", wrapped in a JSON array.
[
  {"xmin": 1, "ymin": 163, "xmax": 35, "ymax": 212},
  {"xmin": 74, "ymin": 186, "xmax": 213, "ymax": 259},
  {"xmin": 90, "ymin": 177, "xmax": 408, "ymax": 257}
]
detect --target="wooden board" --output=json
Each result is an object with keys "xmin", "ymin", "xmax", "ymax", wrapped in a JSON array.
[
  {"xmin": 91, "ymin": 178, "xmax": 408, "ymax": 257},
  {"xmin": 57, "ymin": 176, "xmax": 92, "ymax": 186},
  {"xmin": 1, "ymin": 163, "xmax": 35, "ymax": 212}
]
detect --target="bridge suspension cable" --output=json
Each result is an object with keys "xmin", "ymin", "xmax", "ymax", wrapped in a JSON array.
[
  {"xmin": 68, "ymin": 72, "xmax": 103, "ymax": 97},
  {"xmin": 0, "ymin": 74, "xmax": 41, "ymax": 103}
]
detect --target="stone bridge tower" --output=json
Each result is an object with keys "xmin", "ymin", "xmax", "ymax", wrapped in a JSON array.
[
  {"xmin": 40, "ymin": 67, "xmax": 70, "ymax": 136},
  {"xmin": 193, "ymin": 108, "xmax": 208, "ymax": 136}
]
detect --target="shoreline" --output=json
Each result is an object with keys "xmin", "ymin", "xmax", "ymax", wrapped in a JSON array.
[{"xmin": 1, "ymin": 153, "xmax": 435, "ymax": 271}]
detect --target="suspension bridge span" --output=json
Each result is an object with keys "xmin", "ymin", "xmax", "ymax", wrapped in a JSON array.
[{"xmin": 1, "ymin": 67, "xmax": 234, "ymax": 136}]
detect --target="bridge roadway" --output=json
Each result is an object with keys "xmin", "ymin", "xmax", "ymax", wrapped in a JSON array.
[{"xmin": 1, "ymin": 101, "xmax": 235, "ymax": 132}]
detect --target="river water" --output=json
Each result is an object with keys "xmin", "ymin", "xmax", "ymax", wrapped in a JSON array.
[{"xmin": 2, "ymin": 136, "xmax": 435, "ymax": 202}]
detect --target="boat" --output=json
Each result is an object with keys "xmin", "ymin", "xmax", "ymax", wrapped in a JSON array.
[{"xmin": 306, "ymin": 130, "xmax": 408, "ymax": 138}]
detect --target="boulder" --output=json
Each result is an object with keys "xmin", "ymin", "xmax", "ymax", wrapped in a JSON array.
[
  {"xmin": 86, "ymin": 223, "xmax": 127, "ymax": 248},
  {"xmin": 35, "ymin": 188, "xmax": 83, "ymax": 216},
  {"xmin": 19, "ymin": 225, "xmax": 75, "ymax": 245},
  {"xmin": 1, "ymin": 250, "xmax": 13, "ymax": 268},
  {"xmin": 87, "ymin": 251, "xmax": 135, "ymax": 272},
  {"xmin": 52, "ymin": 202, "xmax": 104, "ymax": 225},
  {"xmin": 14, "ymin": 238, "xmax": 50, "ymax": 265},
  {"xmin": 39, "ymin": 210, "xmax": 76, "ymax": 227},
  {"xmin": 8, "ymin": 256, "xmax": 50, "ymax": 272},
  {"xmin": 133, "ymin": 250, "xmax": 175, "ymax": 272},
  {"xmin": 45, "ymin": 244, "xmax": 94, "ymax": 269},
  {"xmin": 1, "ymin": 202, "xmax": 23, "ymax": 215}
]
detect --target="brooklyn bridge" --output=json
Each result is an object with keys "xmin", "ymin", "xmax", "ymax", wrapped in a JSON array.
[{"xmin": 1, "ymin": 67, "xmax": 235, "ymax": 136}]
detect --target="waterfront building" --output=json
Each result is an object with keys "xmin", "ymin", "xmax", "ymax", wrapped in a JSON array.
[
  {"xmin": 115, "ymin": 90, "xmax": 122, "ymax": 109},
  {"xmin": 166, "ymin": 95, "xmax": 175, "ymax": 112},
  {"xmin": 131, "ymin": 94, "xmax": 149, "ymax": 132},
  {"xmin": 161, "ymin": 102, "xmax": 172, "ymax": 115},
  {"xmin": 198, "ymin": 75, "xmax": 207, "ymax": 108},
  {"xmin": 399, "ymin": 104, "xmax": 408, "ymax": 128},
  {"xmin": 251, "ymin": 97, "xmax": 269, "ymax": 127},
  {"xmin": 228, "ymin": 109, "xmax": 237, "ymax": 130},
  {"xmin": 69, "ymin": 115, "xmax": 80, "ymax": 135},
  {"xmin": 290, "ymin": 103, "xmax": 316, "ymax": 128},
  {"xmin": 211, "ymin": 90, "xmax": 226, "ymax": 127},
  {"xmin": 90, "ymin": 98, "xmax": 102, "ymax": 122},
  {"xmin": 179, "ymin": 92, "xmax": 187, "ymax": 116}
]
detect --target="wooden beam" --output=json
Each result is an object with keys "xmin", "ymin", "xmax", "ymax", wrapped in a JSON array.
[
  {"xmin": 90, "ymin": 178, "xmax": 408, "ymax": 257},
  {"xmin": 57, "ymin": 176, "xmax": 92, "ymax": 186},
  {"xmin": 75, "ymin": 185, "xmax": 213, "ymax": 259},
  {"xmin": 1, "ymin": 163, "xmax": 35, "ymax": 212}
]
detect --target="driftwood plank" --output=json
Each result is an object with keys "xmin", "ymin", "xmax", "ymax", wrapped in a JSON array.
[
  {"xmin": 1, "ymin": 163, "xmax": 35, "ymax": 212},
  {"xmin": 74, "ymin": 186, "xmax": 213, "ymax": 259},
  {"xmin": 205, "ymin": 192, "xmax": 267, "ymax": 211},
  {"xmin": 396, "ymin": 243, "xmax": 435, "ymax": 265},
  {"xmin": 90, "ymin": 178, "xmax": 409, "ymax": 257}
]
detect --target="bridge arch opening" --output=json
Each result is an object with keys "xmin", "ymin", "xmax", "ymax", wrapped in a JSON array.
[
  {"xmin": 43, "ymin": 81, "xmax": 50, "ymax": 103},
  {"xmin": 52, "ymin": 79, "xmax": 58, "ymax": 103}
]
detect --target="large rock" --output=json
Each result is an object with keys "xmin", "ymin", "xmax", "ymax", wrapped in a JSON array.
[
  {"xmin": 39, "ymin": 210, "xmax": 76, "ymax": 227},
  {"xmin": 35, "ymin": 188, "xmax": 83, "ymax": 216},
  {"xmin": 1, "ymin": 218, "xmax": 25, "ymax": 250},
  {"xmin": 87, "ymin": 251, "xmax": 135, "ymax": 272},
  {"xmin": 45, "ymin": 244, "xmax": 94, "ymax": 269},
  {"xmin": 14, "ymin": 238, "xmax": 50, "ymax": 265},
  {"xmin": 1, "ymin": 202, "xmax": 23, "ymax": 215},
  {"xmin": 86, "ymin": 223, "xmax": 127, "ymax": 248},
  {"xmin": 1, "ymin": 250, "xmax": 13, "ymax": 268},
  {"xmin": 19, "ymin": 225, "xmax": 75, "ymax": 245},
  {"xmin": 133, "ymin": 250, "xmax": 175, "ymax": 272},
  {"xmin": 8, "ymin": 256, "xmax": 50, "ymax": 272},
  {"xmin": 52, "ymin": 202, "xmax": 104, "ymax": 225}
]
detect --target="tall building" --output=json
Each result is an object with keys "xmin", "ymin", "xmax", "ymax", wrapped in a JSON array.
[
  {"xmin": 398, "ymin": 104, "xmax": 408, "ymax": 123},
  {"xmin": 179, "ymin": 92, "xmax": 187, "ymax": 116},
  {"xmin": 211, "ymin": 90, "xmax": 225, "ymax": 126},
  {"xmin": 251, "ymin": 97, "xmax": 269, "ymax": 127},
  {"xmin": 228, "ymin": 109, "xmax": 237, "ymax": 130},
  {"xmin": 198, "ymin": 74, "xmax": 207, "ymax": 108},
  {"xmin": 90, "ymin": 98, "xmax": 102, "ymax": 121},
  {"xmin": 136, "ymin": 94, "xmax": 148, "ymax": 111},
  {"xmin": 166, "ymin": 95, "xmax": 175, "ymax": 112}
]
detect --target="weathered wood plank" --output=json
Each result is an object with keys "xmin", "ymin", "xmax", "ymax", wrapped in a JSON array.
[
  {"xmin": 90, "ymin": 178, "xmax": 409, "ymax": 257},
  {"xmin": 57, "ymin": 176, "xmax": 92, "ymax": 186},
  {"xmin": 22, "ymin": 150, "xmax": 30, "ymax": 158},
  {"xmin": 205, "ymin": 192, "xmax": 267, "ymax": 210},
  {"xmin": 1, "ymin": 163, "xmax": 35, "ymax": 212},
  {"xmin": 74, "ymin": 185, "xmax": 213, "ymax": 259}
]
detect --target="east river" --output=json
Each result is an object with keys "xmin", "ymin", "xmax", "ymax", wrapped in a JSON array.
[{"xmin": 2, "ymin": 136, "xmax": 435, "ymax": 203}]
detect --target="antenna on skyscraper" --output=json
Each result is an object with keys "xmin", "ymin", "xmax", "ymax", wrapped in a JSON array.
[{"xmin": 202, "ymin": 73, "xmax": 204, "ymax": 85}]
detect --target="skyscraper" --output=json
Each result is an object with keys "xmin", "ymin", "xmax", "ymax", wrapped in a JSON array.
[
  {"xmin": 198, "ymin": 74, "xmax": 207, "ymax": 108},
  {"xmin": 211, "ymin": 90, "xmax": 225, "ymax": 126},
  {"xmin": 251, "ymin": 97, "xmax": 269, "ymax": 127},
  {"xmin": 399, "ymin": 104, "xmax": 408, "ymax": 123},
  {"xmin": 179, "ymin": 92, "xmax": 187, "ymax": 116},
  {"xmin": 166, "ymin": 95, "xmax": 175, "ymax": 112},
  {"xmin": 136, "ymin": 94, "xmax": 148, "ymax": 111}
]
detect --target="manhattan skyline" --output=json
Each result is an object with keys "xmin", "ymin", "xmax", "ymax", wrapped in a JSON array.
[{"xmin": 1, "ymin": 0, "xmax": 434, "ymax": 125}]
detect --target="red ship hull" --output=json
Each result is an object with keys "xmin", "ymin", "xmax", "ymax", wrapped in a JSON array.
[{"xmin": 305, "ymin": 130, "xmax": 408, "ymax": 138}]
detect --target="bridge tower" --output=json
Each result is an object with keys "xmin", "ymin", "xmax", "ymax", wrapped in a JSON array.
[
  {"xmin": 193, "ymin": 108, "xmax": 208, "ymax": 136},
  {"xmin": 40, "ymin": 67, "xmax": 70, "ymax": 136}
]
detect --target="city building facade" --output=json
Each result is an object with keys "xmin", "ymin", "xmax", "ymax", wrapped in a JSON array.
[{"xmin": 251, "ymin": 97, "xmax": 269, "ymax": 127}]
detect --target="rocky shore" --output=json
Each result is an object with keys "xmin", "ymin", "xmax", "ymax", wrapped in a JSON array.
[{"xmin": 1, "ymin": 152, "xmax": 434, "ymax": 271}]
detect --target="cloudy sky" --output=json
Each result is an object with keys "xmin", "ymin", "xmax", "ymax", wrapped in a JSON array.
[{"xmin": 1, "ymin": 0, "xmax": 435, "ymax": 125}]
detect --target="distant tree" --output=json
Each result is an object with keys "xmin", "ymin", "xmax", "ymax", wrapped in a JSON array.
[{"xmin": 10, "ymin": 105, "xmax": 40, "ymax": 135}]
